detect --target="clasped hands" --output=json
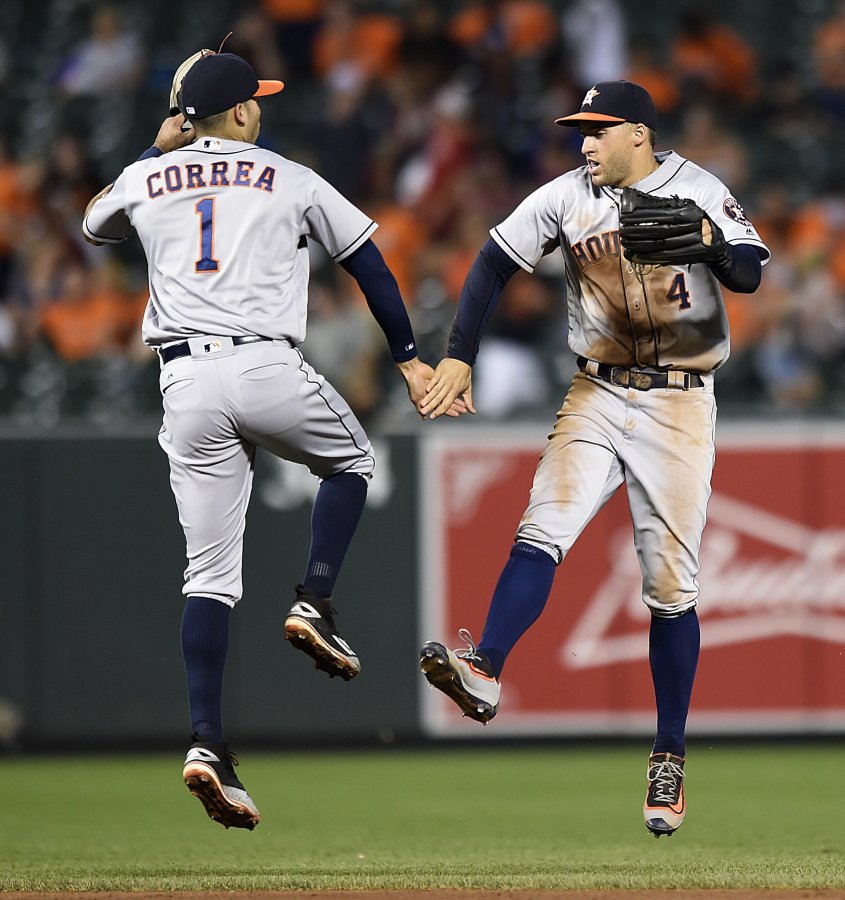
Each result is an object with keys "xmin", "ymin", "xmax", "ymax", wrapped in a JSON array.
[{"xmin": 396, "ymin": 357, "xmax": 476, "ymax": 420}]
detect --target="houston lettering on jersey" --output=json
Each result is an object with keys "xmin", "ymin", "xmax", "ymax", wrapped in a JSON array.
[
  {"xmin": 146, "ymin": 161, "xmax": 276, "ymax": 199},
  {"xmin": 570, "ymin": 230, "xmax": 621, "ymax": 271}
]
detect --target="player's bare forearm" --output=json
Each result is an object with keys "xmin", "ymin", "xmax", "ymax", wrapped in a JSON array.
[
  {"xmin": 154, "ymin": 113, "xmax": 196, "ymax": 152},
  {"xmin": 418, "ymin": 357, "xmax": 475, "ymax": 420},
  {"xmin": 396, "ymin": 357, "xmax": 467, "ymax": 419}
]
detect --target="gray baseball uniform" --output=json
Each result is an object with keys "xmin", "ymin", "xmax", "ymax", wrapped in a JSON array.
[
  {"xmin": 489, "ymin": 150, "xmax": 769, "ymax": 613},
  {"xmin": 83, "ymin": 137, "xmax": 377, "ymax": 604}
]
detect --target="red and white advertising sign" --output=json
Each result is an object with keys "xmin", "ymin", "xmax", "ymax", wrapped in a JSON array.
[{"xmin": 419, "ymin": 423, "xmax": 845, "ymax": 736}]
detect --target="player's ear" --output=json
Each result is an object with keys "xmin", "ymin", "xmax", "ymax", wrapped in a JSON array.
[
  {"xmin": 631, "ymin": 123, "xmax": 648, "ymax": 146},
  {"xmin": 233, "ymin": 103, "xmax": 248, "ymax": 127}
]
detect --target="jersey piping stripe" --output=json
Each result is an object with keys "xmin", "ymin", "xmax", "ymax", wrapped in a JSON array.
[
  {"xmin": 82, "ymin": 219, "xmax": 126, "ymax": 244},
  {"xmin": 491, "ymin": 228, "xmax": 534, "ymax": 271},
  {"xmin": 646, "ymin": 158, "xmax": 690, "ymax": 193},
  {"xmin": 174, "ymin": 146, "xmax": 260, "ymax": 156},
  {"xmin": 332, "ymin": 221, "xmax": 377, "ymax": 261},
  {"xmin": 293, "ymin": 348, "xmax": 372, "ymax": 465}
]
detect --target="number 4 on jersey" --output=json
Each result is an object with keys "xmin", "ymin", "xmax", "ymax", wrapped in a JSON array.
[
  {"xmin": 668, "ymin": 272, "xmax": 691, "ymax": 309},
  {"xmin": 194, "ymin": 198, "xmax": 220, "ymax": 273}
]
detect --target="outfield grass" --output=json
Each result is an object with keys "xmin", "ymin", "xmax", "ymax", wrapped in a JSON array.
[{"xmin": 0, "ymin": 744, "xmax": 842, "ymax": 891}]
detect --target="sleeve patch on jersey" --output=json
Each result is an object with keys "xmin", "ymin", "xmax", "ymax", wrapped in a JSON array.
[{"xmin": 723, "ymin": 197, "xmax": 751, "ymax": 227}]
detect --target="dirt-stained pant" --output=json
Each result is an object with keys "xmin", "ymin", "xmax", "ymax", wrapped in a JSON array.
[
  {"xmin": 517, "ymin": 371, "xmax": 716, "ymax": 616},
  {"xmin": 158, "ymin": 337, "xmax": 374, "ymax": 606}
]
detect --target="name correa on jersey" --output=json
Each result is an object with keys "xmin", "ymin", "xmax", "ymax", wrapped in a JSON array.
[{"xmin": 147, "ymin": 161, "xmax": 276, "ymax": 198}]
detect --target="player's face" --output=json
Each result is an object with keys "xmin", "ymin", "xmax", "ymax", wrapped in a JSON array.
[{"xmin": 579, "ymin": 122, "xmax": 637, "ymax": 187}]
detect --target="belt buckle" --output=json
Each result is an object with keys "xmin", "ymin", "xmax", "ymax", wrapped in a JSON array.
[
  {"xmin": 609, "ymin": 367, "xmax": 629, "ymax": 389},
  {"xmin": 611, "ymin": 367, "xmax": 654, "ymax": 391}
]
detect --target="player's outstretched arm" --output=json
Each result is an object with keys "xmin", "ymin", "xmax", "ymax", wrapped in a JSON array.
[
  {"xmin": 419, "ymin": 358, "xmax": 475, "ymax": 420},
  {"xmin": 396, "ymin": 358, "xmax": 468, "ymax": 419}
]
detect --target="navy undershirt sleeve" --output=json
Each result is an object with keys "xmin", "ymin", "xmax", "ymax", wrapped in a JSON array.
[
  {"xmin": 710, "ymin": 243, "xmax": 762, "ymax": 293},
  {"xmin": 447, "ymin": 238, "xmax": 521, "ymax": 365},
  {"xmin": 137, "ymin": 146, "xmax": 163, "ymax": 162},
  {"xmin": 340, "ymin": 239, "xmax": 417, "ymax": 362}
]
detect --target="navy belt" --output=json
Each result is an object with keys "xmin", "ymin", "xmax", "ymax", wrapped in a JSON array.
[
  {"xmin": 158, "ymin": 335, "xmax": 273, "ymax": 364},
  {"xmin": 577, "ymin": 356, "xmax": 704, "ymax": 391}
]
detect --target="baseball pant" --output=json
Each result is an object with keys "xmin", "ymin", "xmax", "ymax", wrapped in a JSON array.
[
  {"xmin": 158, "ymin": 337, "xmax": 375, "ymax": 606},
  {"xmin": 517, "ymin": 371, "xmax": 716, "ymax": 615}
]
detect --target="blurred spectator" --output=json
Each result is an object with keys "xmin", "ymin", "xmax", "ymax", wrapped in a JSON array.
[
  {"xmin": 367, "ymin": 196, "xmax": 428, "ymax": 306},
  {"xmin": 261, "ymin": 0, "xmax": 325, "ymax": 78},
  {"xmin": 39, "ymin": 262, "xmax": 136, "ymax": 362},
  {"xmin": 42, "ymin": 134, "xmax": 103, "ymax": 232},
  {"xmin": 300, "ymin": 278, "xmax": 383, "ymax": 422},
  {"xmin": 316, "ymin": 79, "xmax": 382, "ymax": 203},
  {"xmin": 56, "ymin": 4, "xmax": 143, "ymax": 97},
  {"xmin": 812, "ymin": 0, "xmax": 845, "ymax": 124},
  {"xmin": 626, "ymin": 43, "xmax": 680, "ymax": 120},
  {"xmin": 396, "ymin": 82, "xmax": 477, "ymax": 238},
  {"xmin": 450, "ymin": 0, "xmax": 558, "ymax": 62},
  {"xmin": 670, "ymin": 5, "xmax": 757, "ymax": 105},
  {"xmin": 674, "ymin": 103, "xmax": 749, "ymax": 191},
  {"xmin": 227, "ymin": 7, "xmax": 287, "ymax": 83},
  {"xmin": 1, "ymin": 0, "xmax": 845, "ymax": 421},
  {"xmin": 561, "ymin": 0, "xmax": 628, "ymax": 90},
  {"xmin": 473, "ymin": 272, "xmax": 557, "ymax": 417},
  {"xmin": 399, "ymin": 2, "xmax": 460, "ymax": 96},
  {"xmin": 0, "ymin": 139, "xmax": 39, "ymax": 299},
  {"xmin": 313, "ymin": 0, "xmax": 403, "ymax": 90}
]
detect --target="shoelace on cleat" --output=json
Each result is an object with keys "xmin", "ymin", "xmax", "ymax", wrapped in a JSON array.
[
  {"xmin": 456, "ymin": 628, "xmax": 482, "ymax": 661},
  {"xmin": 647, "ymin": 757, "xmax": 685, "ymax": 803}
]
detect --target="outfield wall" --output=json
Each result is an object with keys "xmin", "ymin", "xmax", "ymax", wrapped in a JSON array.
[{"xmin": 2, "ymin": 421, "xmax": 845, "ymax": 748}]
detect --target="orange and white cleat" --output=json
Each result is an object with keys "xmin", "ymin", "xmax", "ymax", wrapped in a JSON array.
[
  {"xmin": 419, "ymin": 629, "xmax": 500, "ymax": 724},
  {"xmin": 644, "ymin": 751, "xmax": 686, "ymax": 837},
  {"xmin": 183, "ymin": 735, "xmax": 260, "ymax": 830}
]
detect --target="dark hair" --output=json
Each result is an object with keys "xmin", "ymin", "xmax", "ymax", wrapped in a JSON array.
[{"xmin": 192, "ymin": 109, "xmax": 230, "ymax": 134}]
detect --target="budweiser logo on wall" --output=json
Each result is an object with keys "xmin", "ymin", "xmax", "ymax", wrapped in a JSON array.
[
  {"xmin": 420, "ymin": 426, "xmax": 845, "ymax": 736},
  {"xmin": 565, "ymin": 491, "xmax": 845, "ymax": 670}
]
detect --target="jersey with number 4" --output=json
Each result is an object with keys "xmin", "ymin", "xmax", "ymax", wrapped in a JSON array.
[
  {"xmin": 82, "ymin": 137, "xmax": 376, "ymax": 346},
  {"xmin": 490, "ymin": 150, "xmax": 770, "ymax": 372}
]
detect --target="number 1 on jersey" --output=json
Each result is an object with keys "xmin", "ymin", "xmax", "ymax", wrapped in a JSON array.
[{"xmin": 194, "ymin": 198, "xmax": 220, "ymax": 273}]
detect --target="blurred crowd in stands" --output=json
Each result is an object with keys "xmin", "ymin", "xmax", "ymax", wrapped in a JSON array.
[{"xmin": 2, "ymin": 0, "xmax": 845, "ymax": 428}]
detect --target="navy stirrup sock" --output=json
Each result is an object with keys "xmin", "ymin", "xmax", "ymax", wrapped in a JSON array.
[
  {"xmin": 649, "ymin": 608, "xmax": 700, "ymax": 757},
  {"xmin": 478, "ymin": 542, "xmax": 556, "ymax": 678},
  {"xmin": 181, "ymin": 595, "xmax": 231, "ymax": 744},
  {"xmin": 303, "ymin": 472, "xmax": 368, "ymax": 599}
]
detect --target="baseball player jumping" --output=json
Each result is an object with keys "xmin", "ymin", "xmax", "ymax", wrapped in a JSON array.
[
  {"xmin": 418, "ymin": 81, "xmax": 769, "ymax": 837},
  {"xmin": 82, "ymin": 50, "xmax": 462, "ymax": 830}
]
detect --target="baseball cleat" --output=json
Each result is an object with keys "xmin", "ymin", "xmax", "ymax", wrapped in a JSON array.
[
  {"xmin": 183, "ymin": 734, "xmax": 260, "ymax": 830},
  {"xmin": 644, "ymin": 751, "xmax": 686, "ymax": 837},
  {"xmin": 419, "ymin": 628, "xmax": 500, "ymax": 724},
  {"xmin": 284, "ymin": 585, "xmax": 361, "ymax": 680}
]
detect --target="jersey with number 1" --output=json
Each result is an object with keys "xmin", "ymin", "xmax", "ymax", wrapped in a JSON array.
[
  {"xmin": 490, "ymin": 150, "xmax": 770, "ymax": 372},
  {"xmin": 82, "ymin": 137, "xmax": 377, "ymax": 346}
]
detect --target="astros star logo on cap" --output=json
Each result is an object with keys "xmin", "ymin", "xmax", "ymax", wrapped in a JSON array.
[{"xmin": 582, "ymin": 87, "xmax": 600, "ymax": 106}]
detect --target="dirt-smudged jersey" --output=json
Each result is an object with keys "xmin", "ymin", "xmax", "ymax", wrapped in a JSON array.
[
  {"xmin": 490, "ymin": 150, "xmax": 770, "ymax": 371},
  {"xmin": 83, "ymin": 137, "xmax": 376, "ymax": 346}
]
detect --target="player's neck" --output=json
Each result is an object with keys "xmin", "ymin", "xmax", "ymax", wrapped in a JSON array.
[{"xmin": 619, "ymin": 155, "xmax": 660, "ymax": 188}]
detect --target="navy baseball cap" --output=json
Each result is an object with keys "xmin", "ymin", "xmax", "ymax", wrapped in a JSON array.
[
  {"xmin": 555, "ymin": 81, "xmax": 657, "ymax": 130},
  {"xmin": 178, "ymin": 52, "xmax": 284, "ymax": 119}
]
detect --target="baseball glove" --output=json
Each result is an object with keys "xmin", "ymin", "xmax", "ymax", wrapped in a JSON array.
[{"xmin": 619, "ymin": 187, "xmax": 728, "ymax": 267}]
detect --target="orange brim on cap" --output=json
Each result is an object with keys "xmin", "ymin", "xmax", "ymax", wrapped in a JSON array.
[
  {"xmin": 254, "ymin": 80, "xmax": 285, "ymax": 97},
  {"xmin": 555, "ymin": 112, "xmax": 626, "ymax": 126}
]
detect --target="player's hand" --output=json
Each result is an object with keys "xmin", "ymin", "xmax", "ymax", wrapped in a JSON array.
[
  {"xmin": 419, "ymin": 358, "xmax": 476, "ymax": 420},
  {"xmin": 396, "ymin": 358, "xmax": 467, "ymax": 419},
  {"xmin": 154, "ymin": 113, "xmax": 196, "ymax": 152}
]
